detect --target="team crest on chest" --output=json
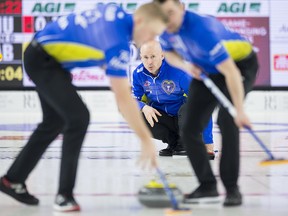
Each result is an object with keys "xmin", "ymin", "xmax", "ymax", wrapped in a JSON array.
[
  {"xmin": 144, "ymin": 81, "xmax": 151, "ymax": 87},
  {"xmin": 162, "ymin": 80, "xmax": 175, "ymax": 95},
  {"xmin": 144, "ymin": 80, "xmax": 152, "ymax": 93}
]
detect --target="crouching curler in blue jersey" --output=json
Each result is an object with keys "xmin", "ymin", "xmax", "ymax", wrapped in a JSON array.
[{"xmin": 132, "ymin": 40, "xmax": 214, "ymax": 158}]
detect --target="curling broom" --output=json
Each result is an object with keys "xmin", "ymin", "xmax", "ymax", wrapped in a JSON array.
[
  {"xmin": 200, "ymin": 73, "xmax": 288, "ymax": 166},
  {"xmin": 156, "ymin": 168, "xmax": 192, "ymax": 216}
]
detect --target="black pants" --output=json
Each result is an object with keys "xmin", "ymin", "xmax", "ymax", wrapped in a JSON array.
[
  {"xmin": 142, "ymin": 107, "xmax": 183, "ymax": 148},
  {"xmin": 6, "ymin": 41, "xmax": 90, "ymax": 195},
  {"xmin": 182, "ymin": 52, "xmax": 258, "ymax": 190}
]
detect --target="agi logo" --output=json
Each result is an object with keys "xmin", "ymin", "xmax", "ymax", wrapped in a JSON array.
[
  {"xmin": 32, "ymin": 2, "xmax": 76, "ymax": 14},
  {"xmin": 217, "ymin": 2, "xmax": 261, "ymax": 13},
  {"xmin": 274, "ymin": 54, "xmax": 288, "ymax": 71},
  {"xmin": 187, "ymin": 3, "xmax": 199, "ymax": 12}
]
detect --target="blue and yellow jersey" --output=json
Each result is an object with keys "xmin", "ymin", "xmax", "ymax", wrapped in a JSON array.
[
  {"xmin": 160, "ymin": 11, "xmax": 253, "ymax": 74},
  {"xmin": 132, "ymin": 59, "xmax": 213, "ymax": 143},
  {"xmin": 34, "ymin": 3, "xmax": 133, "ymax": 77},
  {"xmin": 132, "ymin": 60, "xmax": 192, "ymax": 116}
]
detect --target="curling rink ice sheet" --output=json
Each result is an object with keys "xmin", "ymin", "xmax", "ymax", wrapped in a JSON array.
[{"xmin": 0, "ymin": 110, "xmax": 288, "ymax": 216}]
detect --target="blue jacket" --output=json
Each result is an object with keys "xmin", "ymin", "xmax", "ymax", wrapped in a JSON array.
[
  {"xmin": 132, "ymin": 60, "xmax": 191, "ymax": 116},
  {"xmin": 160, "ymin": 11, "xmax": 252, "ymax": 74},
  {"xmin": 34, "ymin": 3, "xmax": 132, "ymax": 77},
  {"xmin": 132, "ymin": 59, "xmax": 213, "ymax": 144}
]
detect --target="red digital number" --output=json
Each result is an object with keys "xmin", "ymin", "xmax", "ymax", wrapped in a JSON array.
[
  {"xmin": 0, "ymin": 0, "xmax": 21, "ymax": 14},
  {"xmin": 22, "ymin": 16, "xmax": 34, "ymax": 33}
]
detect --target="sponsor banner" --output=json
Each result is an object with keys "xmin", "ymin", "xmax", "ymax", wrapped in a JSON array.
[
  {"xmin": 1, "ymin": 90, "xmax": 288, "ymax": 114},
  {"xmin": 22, "ymin": 38, "xmax": 111, "ymax": 88},
  {"xmin": 270, "ymin": 0, "xmax": 288, "ymax": 42},
  {"xmin": 245, "ymin": 91, "xmax": 288, "ymax": 112},
  {"xmin": 23, "ymin": 66, "xmax": 111, "ymax": 87},
  {"xmin": 182, "ymin": 0, "xmax": 269, "ymax": 16},
  {"xmin": 71, "ymin": 67, "xmax": 110, "ymax": 87},
  {"xmin": 273, "ymin": 54, "xmax": 288, "ymax": 71},
  {"xmin": 218, "ymin": 17, "xmax": 270, "ymax": 85},
  {"xmin": 0, "ymin": 91, "xmax": 118, "ymax": 115},
  {"xmin": 22, "ymin": 0, "xmax": 269, "ymax": 16},
  {"xmin": 21, "ymin": 0, "xmax": 150, "ymax": 16},
  {"xmin": 0, "ymin": 0, "xmax": 284, "ymax": 88},
  {"xmin": 22, "ymin": 0, "xmax": 78, "ymax": 16},
  {"xmin": 79, "ymin": 91, "xmax": 118, "ymax": 114},
  {"xmin": 270, "ymin": 44, "xmax": 288, "ymax": 86},
  {"xmin": 0, "ymin": 92, "xmax": 26, "ymax": 113}
]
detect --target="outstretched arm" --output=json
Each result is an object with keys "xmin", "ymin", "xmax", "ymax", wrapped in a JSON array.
[
  {"xmin": 164, "ymin": 51, "xmax": 191, "ymax": 73},
  {"xmin": 216, "ymin": 57, "xmax": 251, "ymax": 128},
  {"xmin": 164, "ymin": 51, "xmax": 202, "ymax": 79},
  {"xmin": 109, "ymin": 76, "xmax": 158, "ymax": 169}
]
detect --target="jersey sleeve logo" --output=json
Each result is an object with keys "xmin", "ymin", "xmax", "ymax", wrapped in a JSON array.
[
  {"xmin": 109, "ymin": 50, "xmax": 129, "ymax": 70},
  {"xmin": 136, "ymin": 66, "xmax": 143, "ymax": 73},
  {"xmin": 105, "ymin": 5, "xmax": 117, "ymax": 21},
  {"xmin": 209, "ymin": 42, "xmax": 223, "ymax": 57},
  {"xmin": 161, "ymin": 80, "xmax": 175, "ymax": 95}
]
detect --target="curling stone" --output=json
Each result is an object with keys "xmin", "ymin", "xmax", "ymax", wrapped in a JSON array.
[{"xmin": 138, "ymin": 180, "xmax": 183, "ymax": 208}]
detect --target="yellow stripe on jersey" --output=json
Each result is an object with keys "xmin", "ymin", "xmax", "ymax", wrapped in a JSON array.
[
  {"xmin": 222, "ymin": 40, "xmax": 253, "ymax": 62},
  {"xmin": 42, "ymin": 42, "xmax": 105, "ymax": 62},
  {"xmin": 141, "ymin": 94, "xmax": 148, "ymax": 103}
]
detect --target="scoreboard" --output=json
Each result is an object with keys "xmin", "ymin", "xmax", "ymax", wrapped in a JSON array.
[
  {"xmin": 0, "ymin": 0, "xmax": 288, "ymax": 89},
  {"xmin": 0, "ymin": 0, "xmax": 23, "ymax": 88}
]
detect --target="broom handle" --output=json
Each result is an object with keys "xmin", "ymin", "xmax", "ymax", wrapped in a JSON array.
[
  {"xmin": 245, "ymin": 127, "xmax": 274, "ymax": 160},
  {"xmin": 156, "ymin": 167, "xmax": 179, "ymax": 209},
  {"xmin": 200, "ymin": 73, "xmax": 275, "ymax": 160}
]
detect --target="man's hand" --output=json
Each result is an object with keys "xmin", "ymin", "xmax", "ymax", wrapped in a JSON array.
[
  {"xmin": 137, "ymin": 138, "xmax": 158, "ymax": 170},
  {"xmin": 235, "ymin": 110, "xmax": 252, "ymax": 129},
  {"xmin": 142, "ymin": 105, "xmax": 162, "ymax": 127},
  {"xmin": 110, "ymin": 77, "xmax": 158, "ymax": 170},
  {"xmin": 189, "ymin": 64, "xmax": 202, "ymax": 80}
]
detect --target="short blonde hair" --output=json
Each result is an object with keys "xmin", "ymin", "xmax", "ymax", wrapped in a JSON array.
[{"xmin": 135, "ymin": 2, "xmax": 168, "ymax": 24}]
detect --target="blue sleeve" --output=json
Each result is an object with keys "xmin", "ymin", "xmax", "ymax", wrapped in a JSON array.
[
  {"xmin": 195, "ymin": 28, "xmax": 229, "ymax": 66},
  {"xmin": 132, "ymin": 71, "xmax": 146, "ymax": 110},
  {"xmin": 159, "ymin": 34, "xmax": 174, "ymax": 51},
  {"xmin": 105, "ymin": 44, "xmax": 129, "ymax": 77},
  {"xmin": 179, "ymin": 71, "xmax": 192, "ymax": 95},
  {"xmin": 202, "ymin": 117, "xmax": 213, "ymax": 144}
]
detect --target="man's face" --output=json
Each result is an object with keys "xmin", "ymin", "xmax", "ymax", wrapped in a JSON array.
[
  {"xmin": 159, "ymin": 0, "xmax": 184, "ymax": 33},
  {"xmin": 140, "ymin": 41, "xmax": 164, "ymax": 75},
  {"xmin": 133, "ymin": 19, "xmax": 166, "ymax": 48}
]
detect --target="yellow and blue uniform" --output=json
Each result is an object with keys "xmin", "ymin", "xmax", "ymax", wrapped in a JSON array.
[
  {"xmin": 132, "ymin": 60, "xmax": 191, "ymax": 116},
  {"xmin": 160, "ymin": 11, "xmax": 253, "ymax": 74},
  {"xmin": 159, "ymin": 10, "xmax": 259, "ymax": 199},
  {"xmin": 132, "ymin": 60, "xmax": 213, "ymax": 144},
  {"xmin": 34, "ymin": 3, "xmax": 132, "ymax": 77}
]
